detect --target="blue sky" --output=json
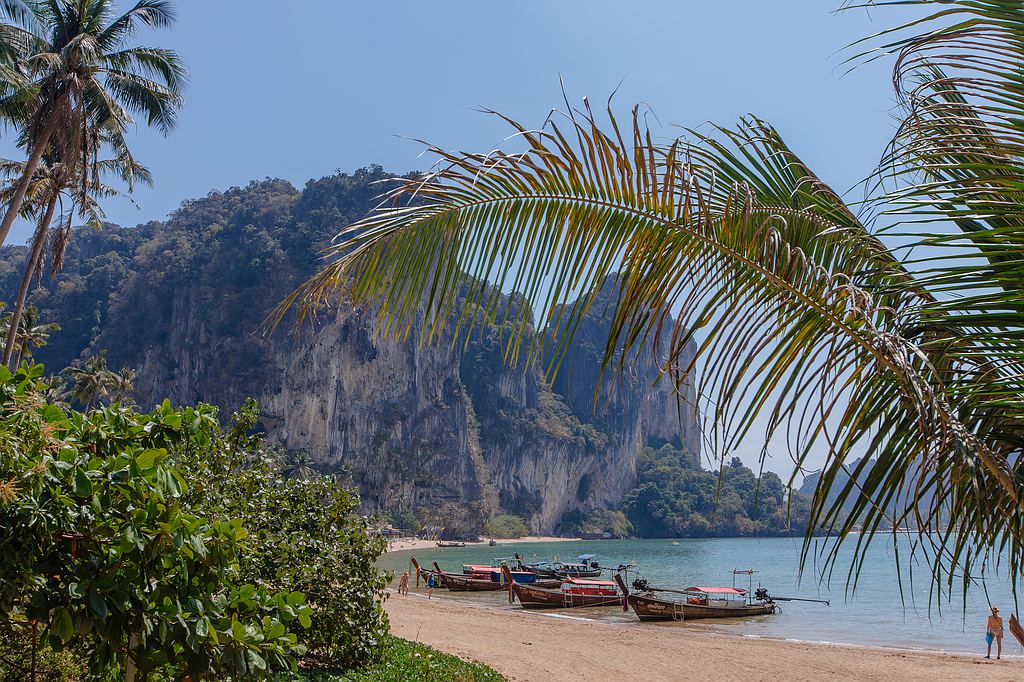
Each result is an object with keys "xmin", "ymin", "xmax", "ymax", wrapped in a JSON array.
[
  {"xmin": 7, "ymin": 1, "xmax": 919, "ymax": 479},
  {"xmin": 7, "ymin": 0, "xmax": 909, "ymax": 244}
]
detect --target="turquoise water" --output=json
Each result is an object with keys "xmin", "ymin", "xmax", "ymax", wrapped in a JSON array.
[{"xmin": 380, "ymin": 537, "xmax": 1022, "ymax": 656}]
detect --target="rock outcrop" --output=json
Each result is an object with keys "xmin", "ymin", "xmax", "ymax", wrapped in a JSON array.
[{"xmin": 0, "ymin": 169, "xmax": 701, "ymax": 534}]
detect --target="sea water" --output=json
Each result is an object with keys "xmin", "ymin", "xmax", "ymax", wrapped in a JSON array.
[{"xmin": 379, "ymin": 536, "xmax": 1022, "ymax": 656}]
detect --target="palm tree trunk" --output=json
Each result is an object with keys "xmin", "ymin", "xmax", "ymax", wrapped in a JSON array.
[
  {"xmin": 0, "ymin": 93, "xmax": 68, "ymax": 249},
  {"xmin": 3, "ymin": 192, "xmax": 58, "ymax": 368}
]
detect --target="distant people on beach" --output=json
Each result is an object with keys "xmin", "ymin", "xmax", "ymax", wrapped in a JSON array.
[
  {"xmin": 986, "ymin": 606, "xmax": 1003, "ymax": 659},
  {"xmin": 399, "ymin": 570, "xmax": 410, "ymax": 596}
]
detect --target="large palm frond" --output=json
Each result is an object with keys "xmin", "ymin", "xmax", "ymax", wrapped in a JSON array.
[{"xmin": 286, "ymin": 1, "xmax": 1024, "ymax": 600}]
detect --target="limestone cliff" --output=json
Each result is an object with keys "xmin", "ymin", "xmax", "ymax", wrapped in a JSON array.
[{"xmin": 0, "ymin": 169, "xmax": 701, "ymax": 535}]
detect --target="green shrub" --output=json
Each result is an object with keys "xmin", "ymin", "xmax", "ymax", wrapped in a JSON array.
[
  {"xmin": 484, "ymin": 514, "xmax": 529, "ymax": 539},
  {"xmin": 0, "ymin": 365, "xmax": 309, "ymax": 679},
  {"xmin": 172, "ymin": 398, "xmax": 390, "ymax": 671},
  {"xmin": 0, "ymin": 367, "xmax": 389, "ymax": 679}
]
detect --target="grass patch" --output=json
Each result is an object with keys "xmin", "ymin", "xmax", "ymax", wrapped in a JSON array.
[{"xmin": 301, "ymin": 636, "xmax": 504, "ymax": 681}]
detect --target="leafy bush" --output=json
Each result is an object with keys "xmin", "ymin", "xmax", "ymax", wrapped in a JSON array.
[
  {"xmin": 484, "ymin": 514, "xmax": 529, "ymax": 539},
  {"xmin": 0, "ymin": 365, "xmax": 309, "ymax": 679},
  {"xmin": 172, "ymin": 398, "xmax": 390, "ymax": 670},
  {"xmin": 0, "ymin": 367, "xmax": 389, "ymax": 679}
]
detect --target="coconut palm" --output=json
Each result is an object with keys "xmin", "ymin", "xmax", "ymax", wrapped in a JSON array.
[
  {"xmin": 67, "ymin": 351, "xmax": 115, "ymax": 411},
  {"xmin": 283, "ymin": 451, "xmax": 316, "ymax": 481},
  {"xmin": 109, "ymin": 365, "xmax": 135, "ymax": 404},
  {"xmin": 287, "ymin": 1, "xmax": 1024, "ymax": 599},
  {"xmin": 0, "ymin": 132, "xmax": 151, "ymax": 368},
  {"xmin": 11, "ymin": 303, "xmax": 58, "ymax": 366},
  {"xmin": 0, "ymin": 0, "xmax": 185, "ymax": 249}
]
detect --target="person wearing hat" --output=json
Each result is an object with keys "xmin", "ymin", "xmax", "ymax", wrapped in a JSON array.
[{"xmin": 986, "ymin": 606, "xmax": 1004, "ymax": 659}]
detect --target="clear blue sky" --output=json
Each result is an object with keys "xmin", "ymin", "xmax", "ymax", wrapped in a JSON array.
[
  {"xmin": 7, "ymin": 0, "xmax": 909, "ymax": 245},
  {"xmin": 7, "ymin": 0, "xmax": 918, "ymax": 479}
]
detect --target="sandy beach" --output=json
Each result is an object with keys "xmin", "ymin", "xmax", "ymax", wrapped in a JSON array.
[
  {"xmin": 385, "ymin": 536, "xmax": 581, "ymax": 552},
  {"xmin": 385, "ymin": 592, "xmax": 1022, "ymax": 681}
]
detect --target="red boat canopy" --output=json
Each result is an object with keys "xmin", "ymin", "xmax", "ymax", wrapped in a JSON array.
[
  {"xmin": 463, "ymin": 564, "xmax": 493, "ymax": 573},
  {"xmin": 565, "ymin": 577, "xmax": 617, "ymax": 586},
  {"xmin": 685, "ymin": 586, "xmax": 747, "ymax": 595}
]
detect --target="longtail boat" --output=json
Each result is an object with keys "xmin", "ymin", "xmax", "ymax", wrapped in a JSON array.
[
  {"xmin": 436, "ymin": 541, "xmax": 467, "ymax": 548},
  {"xmin": 614, "ymin": 573, "xmax": 777, "ymax": 621},
  {"xmin": 502, "ymin": 566, "xmax": 622, "ymax": 609},
  {"xmin": 515, "ymin": 552, "xmax": 603, "ymax": 579},
  {"xmin": 433, "ymin": 562, "xmax": 507, "ymax": 591},
  {"xmin": 409, "ymin": 556, "xmax": 444, "ymax": 587}
]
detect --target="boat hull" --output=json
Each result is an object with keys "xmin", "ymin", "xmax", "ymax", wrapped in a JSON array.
[
  {"xmin": 511, "ymin": 582, "xmax": 623, "ymax": 609},
  {"xmin": 627, "ymin": 593, "xmax": 776, "ymax": 621},
  {"xmin": 435, "ymin": 564, "xmax": 508, "ymax": 592}
]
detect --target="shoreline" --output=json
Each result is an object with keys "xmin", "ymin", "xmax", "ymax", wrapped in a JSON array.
[
  {"xmin": 384, "ymin": 535, "xmax": 581, "ymax": 553},
  {"xmin": 385, "ymin": 591, "xmax": 1022, "ymax": 681}
]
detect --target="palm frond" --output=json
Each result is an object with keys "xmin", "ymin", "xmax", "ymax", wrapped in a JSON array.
[{"xmin": 285, "ymin": 83, "xmax": 1023, "ymax": 601}]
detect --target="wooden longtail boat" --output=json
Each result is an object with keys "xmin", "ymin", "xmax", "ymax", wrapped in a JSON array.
[
  {"xmin": 433, "ymin": 562, "xmax": 507, "ymax": 591},
  {"xmin": 436, "ymin": 541, "xmax": 467, "ymax": 548},
  {"xmin": 614, "ymin": 573, "xmax": 777, "ymax": 621},
  {"xmin": 514, "ymin": 552, "xmax": 603, "ymax": 578},
  {"xmin": 409, "ymin": 556, "xmax": 444, "ymax": 587},
  {"xmin": 502, "ymin": 566, "xmax": 623, "ymax": 609}
]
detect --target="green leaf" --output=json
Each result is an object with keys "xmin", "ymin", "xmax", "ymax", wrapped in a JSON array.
[
  {"xmin": 41, "ymin": 403, "xmax": 65, "ymax": 423},
  {"xmin": 52, "ymin": 607, "xmax": 73, "ymax": 641},
  {"xmin": 195, "ymin": 616, "xmax": 209, "ymax": 639},
  {"xmin": 286, "ymin": 591, "xmax": 305, "ymax": 606},
  {"xmin": 88, "ymin": 591, "xmax": 108, "ymax": 620},
  {"xmin": 245, "ymin": 649, "xmax": 266, "ymax": 671},
  {"xmin": 297, "ymin": 612, "xmax": 311, "ymax": 629},
  {"xmin": 73, "ymin": 468, "xmax": 92, "ymax": 497},
  {"xmin": 135, "ymin": 448, "xmax": 164, "ymax": 470}
]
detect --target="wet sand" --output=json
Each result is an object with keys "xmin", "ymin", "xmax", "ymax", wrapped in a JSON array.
[{"xmin": 385, "ymin": 591, "xmax": 1023, "ymax": 681}]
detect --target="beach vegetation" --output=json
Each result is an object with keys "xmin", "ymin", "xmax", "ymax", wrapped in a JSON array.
[
  {"xmin": 0, "ymin": 365, "xmax": 389, "ymax": 679},
  {"xmin": 290, "ymin": 0, "xmax": 1024, "ymax": 599}
]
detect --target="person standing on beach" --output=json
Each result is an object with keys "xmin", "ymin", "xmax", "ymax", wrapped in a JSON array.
[
  {"xmin": 986, "ymin": 606, "xmax": 1004, "ymax": 659},
  {"xmin": 399, "ymin": 570, "xmax": 410, "ymax": 596}
]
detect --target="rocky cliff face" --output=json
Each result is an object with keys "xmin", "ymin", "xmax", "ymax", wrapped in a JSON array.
[{"xmin": 0, "ymin": 169, "xmax": 701, "ymax": 534}]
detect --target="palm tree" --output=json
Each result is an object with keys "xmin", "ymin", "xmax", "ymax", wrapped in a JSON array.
[
  {"xmin": 283, "ymin": 451, "xmax": 316, "ymax": 481},
  {"xmin": 0, "ymin": 133, "xmax": 151, "ymax": 368},
  {"xmin": 109, "ymin": 365, "xmax": 135, "ymax": 405},
  {"xmin": 67, "ymin": 351, "xmax": 115, "ymax": 411},
  {"xmin": 286, "ymin": 1, "xmax": 1024, "ymax": 599},
  {"xmin": 11, "ymin": 303, "xmax": 58, "ymax": 366},
  {"xmin": 0, "ymin": 0, "xmax": 185, "ymax": 249}
]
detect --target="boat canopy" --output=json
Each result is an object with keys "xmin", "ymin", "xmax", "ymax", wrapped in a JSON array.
[
  {"xmin": 463, "ymin": 564, "xmax": 493, "ymax": 572},
  {"xmin": 577, "ymin": 554, "xmax": 596, "ymax": 561},
  {"xmin": 565, "ymin": 577, "xmax": 616, "ymax": 587},
  {"xmin": 685, "ymin": 586, "xmax": 747, "ymax": 595}
]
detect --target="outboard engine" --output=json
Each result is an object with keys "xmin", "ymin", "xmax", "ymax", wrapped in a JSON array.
[
  {"xmin": 632, "ymin": 577, "xmax": 652, "ymax": 592},
  {"xmin": 754, "ymin": 587, "xmax": 771, "ymax": 602}
]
